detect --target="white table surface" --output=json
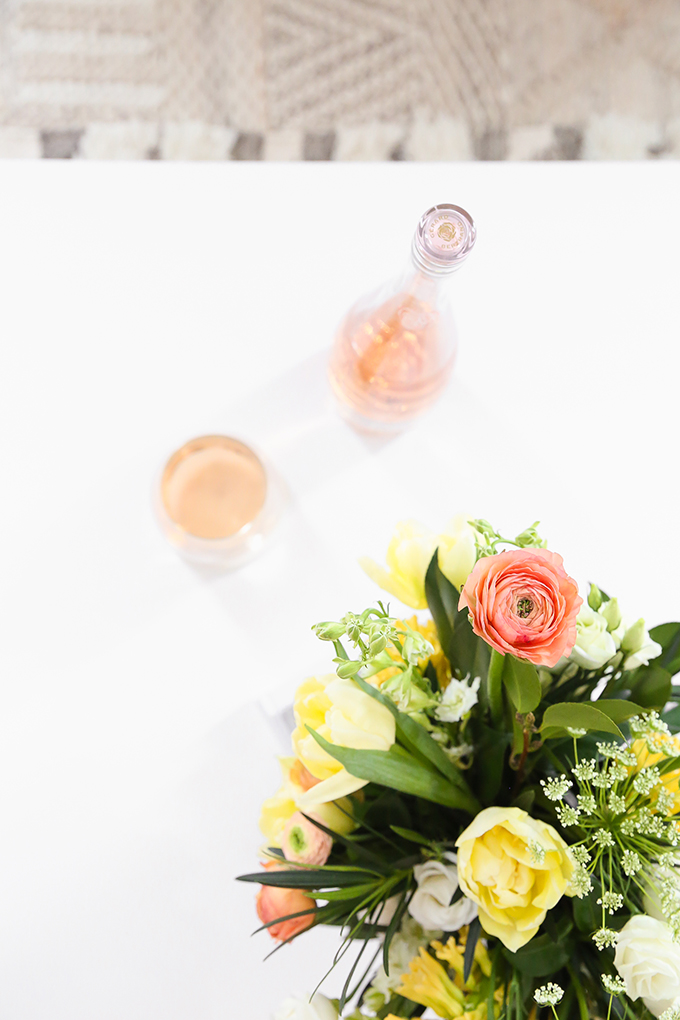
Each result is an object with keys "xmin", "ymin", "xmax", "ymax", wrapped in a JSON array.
[{"xmin": 1, "ymin": 160, "xmax": 679, "ymax": 1020}]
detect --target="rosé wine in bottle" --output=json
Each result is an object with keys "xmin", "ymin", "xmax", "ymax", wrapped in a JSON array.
[{"xmin": 329, "ymin": 203, "xmax": 476, "ymax": 432}]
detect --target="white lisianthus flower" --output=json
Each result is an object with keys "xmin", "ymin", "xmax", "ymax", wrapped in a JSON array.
[
  {"xmin": 614, "ymin": 914, "xmax": 680, "ymax": 1016},
  {"xmin": 620, "ymin": 618, "xmax": 663, "ymax": 670},
  {"xmin": 273, "ymin": 993, "xmax": 338, "ymax": 1020},
  {"xmin": 435, "ymin": 674, "xmax": 481, "ymax": 723},
  {"xmin": 569, "ymin": 605, "xmax": 617, "ymax": 670},
  {"xmin": 409, "ymin": 852, "xmax": 478, "ymax": 931}
]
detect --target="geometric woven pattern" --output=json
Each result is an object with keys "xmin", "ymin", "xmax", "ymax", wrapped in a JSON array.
[{"xmin": 1, "ymin": 0, "xmax": 679, "ymax": 158}]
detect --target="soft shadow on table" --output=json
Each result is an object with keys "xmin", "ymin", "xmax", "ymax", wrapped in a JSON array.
[{"xmin": 181, "ymin": 348, "xmax": 399, "ymax": 587}]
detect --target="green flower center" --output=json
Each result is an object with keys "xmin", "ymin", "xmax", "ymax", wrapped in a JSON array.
[
  {"xmin": 516, "ymin": 597, "xmax": 534, "ymax": 619},
  {"xmin": 289, "ymin": 826, "xmax": 307, "ymax": 854}
]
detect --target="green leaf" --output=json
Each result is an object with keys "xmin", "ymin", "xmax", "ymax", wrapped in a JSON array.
[
  {"xmin": 352, "ymin": 675, "xmax": 476, "ymax": 795},
  {"xmin": 502, "ymin": 932, "xmax": 571, "ymax": 976},
  {"xmin": 627, "ymin": 664, "xmax": 673, "ymax": 709},
  {"xmin": 425, "ymin": 553, "xmax": 490, "ymax": 682},
  {"xmin": 236, "ymin": 868, "xmax": 379, "ymax": 889},
  {"xmin": 473, "ymin": 725, "xmax": 511, "ymax": 804},
  {"xmin": 464, "ymin": 916, "xmax": 481, "ymax": 983},
  {"xmin": 541, "ymin": 702, "xmax": 623, "ymax": 739},
  {"xmin": 593, "ymin": 698, "xmax": 645, "ymax": 723},
  {"xmin": 663, "ymin": 704, "xmax": 680, "ymax": 732},
  {"xmin": 316, "ymin": 884, "xmax": 378, "ymax": 902},
  {"xmin": 650, "ymin": 622, "xmax": 680, "ymax": 677},
  {"xmin": 424, "ymin": 552, "xmax": 458, "ymax": 658},
  {"xmin": 502, "ymin": 656, "xmax": 542, "ymax": 713},
  {"xmin": 307, "ymin": 728, "xmax": 480, "ymax": 814},
  {"xmin": 390, "ymin": 826, "xmax": 432, "ymax": 847}
]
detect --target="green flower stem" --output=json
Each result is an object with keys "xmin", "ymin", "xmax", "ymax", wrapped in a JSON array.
[
  {"xmin": 567, "ymin": 966, "xmax": 589, "ymax": 1020},
  {"xmin": 487, "ymin": 650, "xmax": 505, "ymax": 727}
]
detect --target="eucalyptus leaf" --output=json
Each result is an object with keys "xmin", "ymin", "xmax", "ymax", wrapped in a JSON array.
[
  {"xmin": 502, "ymin": 656, "xmax": 542, "ymax": 713},
  {"xmin": 650, "ymin": 622, "xmax": 680, "ymax": 677},
  {"xmin": 592, "ymin": 698, "xmax": 645, "ymax": 722},
  {"xmin": 541, "ymin": 702, "xmax": 623, "ymax": 739},
  {"xmin": 627, "ymin": 664, "xmax": 673, "ymax": 709}
]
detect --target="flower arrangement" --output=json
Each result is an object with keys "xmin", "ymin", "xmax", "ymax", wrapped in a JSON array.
[{"xmin": 238, "ymin": 517, "xmax": 680, "ymax": 1020}]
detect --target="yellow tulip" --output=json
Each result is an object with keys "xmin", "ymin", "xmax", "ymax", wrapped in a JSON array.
[
  {"xmin": 259, "ymin": 757, "xmax": 355, "ymax": 847},
  {"xmin": 292, "ymin": 674, "xmax": 396, "ymax": 808},
  {"xmin": 455, "ymin": 806, "xmax": 574, "ymax": 952},
  {"xmin": 359, "ymin": 516, "xmax": 477, "ymax": 610}
]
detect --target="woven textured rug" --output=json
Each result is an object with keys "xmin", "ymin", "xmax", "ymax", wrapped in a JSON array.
[{"xmin": 0, "ymin": 0, "xmax": 679, "ymax": 159}]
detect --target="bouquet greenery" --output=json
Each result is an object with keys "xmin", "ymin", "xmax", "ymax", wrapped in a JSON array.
[{"xmin": 238, "ymin": 518, "xmax": 680, "ymax": 1020}]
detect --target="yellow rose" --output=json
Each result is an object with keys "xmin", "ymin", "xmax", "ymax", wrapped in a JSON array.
[
  {"xmin": 359, "ymin": 516, "xmax": 477, "ymax": 610},
  {"xmin": 259, "ymin": 757, "xmax": 355, "ymax": 846},
  {"xmin": 455, "ymin": 806, "xmax": 574, "ymax": 952},
  {"xmin": 292, "ymin": 674, "xmax": 396, "ymax": 808},
  {"xmin": 631, "ymin": 734, "xmax": 680, "ymax": 814}
]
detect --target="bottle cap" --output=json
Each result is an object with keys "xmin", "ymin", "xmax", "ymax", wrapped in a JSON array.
[{"xmin": 412, "ymin": 203, "xmax": 476, "ymax": 275}]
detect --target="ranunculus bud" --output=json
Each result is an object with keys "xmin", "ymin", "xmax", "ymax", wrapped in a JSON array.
[
  {"xmin": 281, "ymin": 811, "xmax": 333, "ymax": 866},
  {"xmin": 256, "ymin": 880, "xmax": 316, "ymax": 943}
]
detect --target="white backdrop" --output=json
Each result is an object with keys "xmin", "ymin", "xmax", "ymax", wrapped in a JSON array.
[{"xmin": 0, "ymin": 161, "xmax": 679, "ymax": 1019}]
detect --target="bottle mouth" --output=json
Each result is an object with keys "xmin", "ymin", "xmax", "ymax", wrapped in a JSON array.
[{"xmin": 411, "ymin": 203, "xmax": 476, "ymax": 275}]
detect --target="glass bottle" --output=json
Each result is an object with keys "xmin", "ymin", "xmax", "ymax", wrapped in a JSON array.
[{"xmin": 328, "ymin": 203, "xmax": 476, "ymax": 431}]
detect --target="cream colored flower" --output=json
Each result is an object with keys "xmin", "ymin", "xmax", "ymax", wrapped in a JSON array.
[
  {"xmin": 570, "ymin": 605, "xmax": 617, "ymax": 670},
  {"xmin": 455, "ymin": 806, "xmax": 574, "ymax": 952},
  {"xmin": 292, "ymin": 674, "xmax": 396, "ymax": 807},
  {"xmin": 273, "ymin": 993, "xmax": 338, "ymax": 1020},
  {"xmin": 614, "ymin": 914, "xmax": 680, "ymax": 1016},
  {"xmin": 359, "ymin": 516, "xmax": 476, "ymax": 609},
  {"xmin": 409, "ymin": 852, "xmax": 478, "ymax": 931},
  {"xmin": 259, "ymin": 757, "xmax": 354, "ymax": 847}
]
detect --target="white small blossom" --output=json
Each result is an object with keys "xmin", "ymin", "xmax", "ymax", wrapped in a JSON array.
[
  {"xmin": 598, "ymin": 891, "xmax": 624, "ymax": 914},
  {"xmin": 602, "ymin": 974, "xmax": 626, "ymax": 994},
  {"xmin": 572, "ymin": 845, "xmax": 592, "ymax": 866},
  {"xmin": 528, "ymin": 841, "xmax": 546, "ymax": 864},
  {"xmin": 592, "ymin": 770, "xmax": 614, "ymax": 789},
  {"xmin": 657, "ymin": 788, "xmax": 676, "ymax": 816},
  {"xmin": 541, "ymin": 775, "xmax": 572, "ymax": 801},
  {"xmin": 608, "ymin": 762, "xmax": 629, "ymax": 783},
  {"xmin": 578, "ymin": 793, "xmax": 597, "ymax": 815},
  {"xmin": 567, "ymin": 727, "xmax": 587, "ymax": 738},
  {"xmin": 556, "ymin": 804, "xmax": 580, "ymax": 826},
  {"xmin": 435, "ymin": 675, "xmax": 481, "ymax": 723},
  {"xmin": 622, "ymin": 850, "xmax": 642, "ymax": 877},
  {"xmin": 608, "ymin": 792, "xmax": 627, "ymax": 815},
  {"xmin": 534, "ymin": 983, "xmax": 564, "ymax": 1006},
  {"xmin": 659, "ymin": 1007, "xmax": 680, "ymax": 1020},
  {"xmin": 633, "ymin": 767, "xmax": 661, "ymax": 796},
  {"xmin": 596, "ymin": 742, "xmax": 636, "ymax": 766},
  {"xmin": 573, "ymin": 759, "xmax": 597, "ymax": 782},
  {"xmin": 570, "ymin": 866, "xmax": 594, "ymax": 897},
  {"xmin": 593, "ymin": 829, "xmax": 615, "ymax": 848},
  {"xmin": 593, "ymin": 927, "xmax": 619, "ymax": 950}
]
